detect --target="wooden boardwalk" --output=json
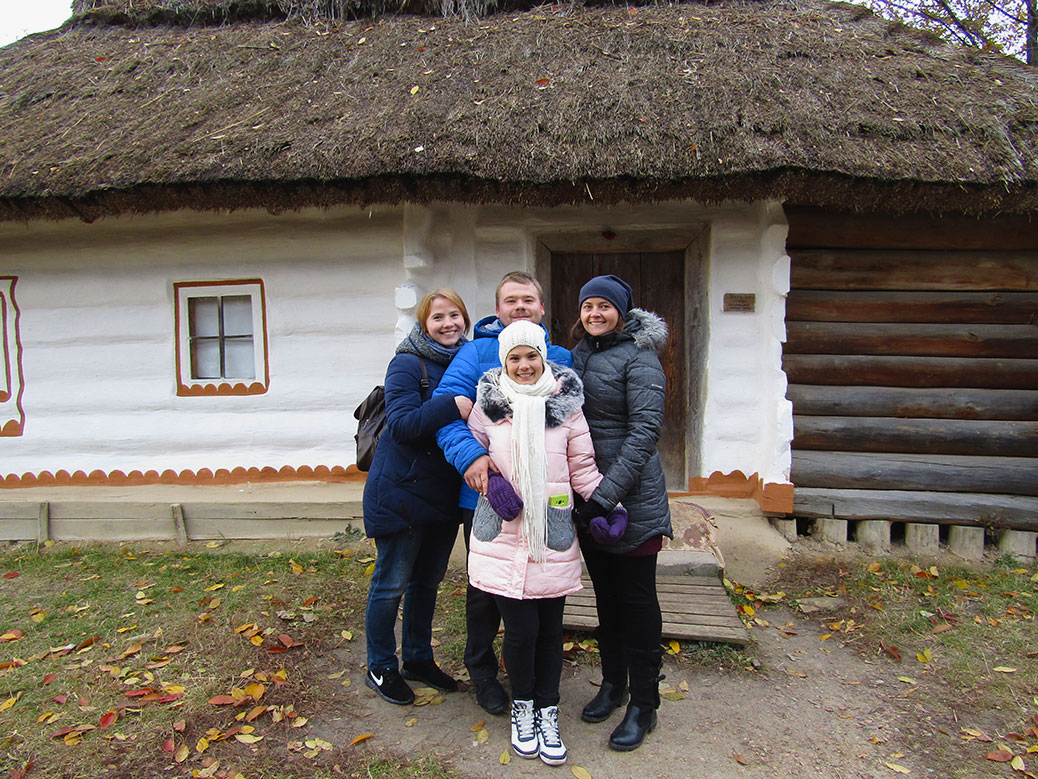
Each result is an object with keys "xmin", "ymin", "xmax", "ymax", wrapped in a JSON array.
[{"xmin": 563, "ymin": 572, "xmax": 749, "ymax": 647}]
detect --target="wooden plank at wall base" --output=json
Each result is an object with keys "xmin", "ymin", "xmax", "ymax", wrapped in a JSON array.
[
  {"xmin": 787, "ymin": 385, "xmax": 1038, "ymax": 421},
  {"xmin": 171, "ymin": 504, "xmax": 188, "ymax": 546},
  {"xmin": 37, "ymin": 502, "xmax": 49, "ymax": 543},
  {"xmin": 792, "ymin": 451, "xmax": 1038, "ymax": 496},
  {"xmin": 793, "ymin": 488, "xmax": 1038, "ymax": 530},
  {"xmin": 785, "ymin": 322, "xmax": 1038, "ymax": 358},
  {"xmin": 783, "ymin": 354, "xmax": 1038, "ymax": 389},
  {"xmin": 789, "ymin": 249, "xmax": 1038, "ymax": 291},
  {"xmin": 793, "ymin": 416, "xmax": 1038, "ymax": 457},
  {"xmin": 785, "ymin": 290, "xmax": 1038, "ymax": 325}
]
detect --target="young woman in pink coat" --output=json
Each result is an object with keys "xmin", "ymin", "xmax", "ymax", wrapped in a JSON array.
[{"xmin": 465, "ymin": 320, "xmax": 626, "ymax": 766}]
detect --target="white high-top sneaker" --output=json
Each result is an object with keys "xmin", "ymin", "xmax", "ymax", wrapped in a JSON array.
[
  {"xmin": 537, "ymin": 705, "xmax": 567, "ymax": 765},
  {"xmin": 510, "ymin": 699, "xmax": 539, "ymax": 758}
]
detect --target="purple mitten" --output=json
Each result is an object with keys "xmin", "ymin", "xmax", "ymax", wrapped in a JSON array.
[
  {"xmin": 589, "ymin": 507, "xmax": 628, "ymax": 544},
  {"xmin": 486, "ymin": 472, "xmax": 523, "ymax": 521}
]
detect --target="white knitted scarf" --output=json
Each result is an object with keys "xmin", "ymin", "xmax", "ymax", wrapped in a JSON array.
[{"xmin": 497, "ymin": 365, "xmax": 556, "ymax": 563}]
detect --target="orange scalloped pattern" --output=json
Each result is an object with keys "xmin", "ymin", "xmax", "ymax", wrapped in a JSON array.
[
  {"xmin": 0, "ymin": 464, "xmax": 366, "ymax": 489},
  {"xmin": 673, "ymin": 470, "xmax": 794, "ymax": 515},
  {"xmin": 177, "ymin": 381, "xmax": 268, "ymax": 397},
  {"xmin": 0, "ymin": 420, "xmax": 22, "ymax": 437}
]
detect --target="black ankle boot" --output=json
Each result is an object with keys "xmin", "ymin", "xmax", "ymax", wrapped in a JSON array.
[
  {"xmin": 581, "ymin": 680, "xmax": 629, "ymax": 723},
  {"xmin": 608, "ymin": 703, "xmax": 657, "ymax": 751}
]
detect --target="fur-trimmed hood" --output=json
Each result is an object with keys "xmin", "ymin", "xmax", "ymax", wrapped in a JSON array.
[
  {"xmin": 624, "ymin": 308, "xmax": 669, "ymax": 353},
  {"xmin": 475, "ymin": 363, "xmax": 584, "ymax": 428}
]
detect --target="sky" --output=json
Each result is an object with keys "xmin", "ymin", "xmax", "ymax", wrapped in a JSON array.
[{"xmin": 0, "ymin": 0, "xmax": 74, "ymax": 48}]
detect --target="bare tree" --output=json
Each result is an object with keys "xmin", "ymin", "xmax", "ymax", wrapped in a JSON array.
[{"xmin": 853, "ymin": 0, "xmax": 1036, "ymax": 63}]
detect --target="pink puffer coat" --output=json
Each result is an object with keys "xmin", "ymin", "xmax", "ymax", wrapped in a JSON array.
[{"xmin": 466, "ymin": 364, "xmax": 603, "ymax": 600}]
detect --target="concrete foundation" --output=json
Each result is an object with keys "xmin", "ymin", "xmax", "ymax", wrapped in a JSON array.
[
  {"xmin": 905, "ymin": 522, "xmax": 940, "ymax": 556},
  {"xmin": 770, "ymin": 517, "xmax": 798, "ymax": 543},
  {"xmin": 948, "ymin": 525, "xmax": 985, "ymax": 561},
  {"xmin": 855, "ymin": 520, "xmax": 891, "ymax": 552},
  {"xmin": 811, "ymin": 518, "xmax": 847, "ymax": 545},
  {"xmin": 997, "ymin": 529, "xmax": 1037, "ymax": 560}
]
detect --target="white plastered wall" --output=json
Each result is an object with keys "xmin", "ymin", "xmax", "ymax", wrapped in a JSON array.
[
  {"xmin": 0, "ymin": 207, "xmax": 406, "ymax": 477},
  {"xmin": 399, "ymin": 200, "xmax": 793, "ymax": 490}
]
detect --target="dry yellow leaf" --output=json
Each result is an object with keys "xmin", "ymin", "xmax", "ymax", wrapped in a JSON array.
[
  {"xmin": 470, "ymin": 720, "xmax": 486, "ymax": 732},
  {"xmin": 234, "ymin": 733, "xmax": 264, "ymax": 744},
  {"xmin": 174, "ymin": 743, "xmax": 189, "ymax": 763},
  {"xmin": 205, "ymin": 583, "xmax": 225, "ymax": 591},
  {"xmin": 500, "ymin": 750, "xmax": 511, "ymax": 764},
  {"xmin": 475, "ymin": 728, "xmax": 489, "ymax": 744},
  {"xmin": 350, "ymin": 733, "xmax": 374, "ymax": 746},
  {"xmin": 208, "ymin": 598, "xmax": 222, "ymax": 610},
  {"xmin": 571, "ymin": 766, "xmax": 593, "ymax": 779},
  {"xmin": 196, "ymin": 736, "xmax": 210, "ymax": 753},
  {"xmin": 364, "ymin": 563, "xmax": 375, "ymax": 577},
  {"xmin": 884, "ymin": 762, "xmax": 910, "ymax": 774},
  {"xmin": 406, "ymin": 718, "xmax": 418, "ymax": 727},
  {"xmin": 0, "ymin": 692, "xmax": 22, "ymax": 712}
]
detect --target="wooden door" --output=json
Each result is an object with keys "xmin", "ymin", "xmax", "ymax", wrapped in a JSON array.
[{"xmin": 549, "ymin": 252, "xmax": 687, "ymax": 488}]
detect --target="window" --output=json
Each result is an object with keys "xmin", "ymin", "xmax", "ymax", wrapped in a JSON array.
[{"xmin": 174, "ymin": 280, "xmax": 268, "ymax": 396}]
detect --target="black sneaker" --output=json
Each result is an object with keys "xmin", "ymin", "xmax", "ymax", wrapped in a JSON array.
[
  {"xmin": 473, "ymin": 677, "xmax": 508, "ymax": 715},
  {"xmin": 366, "ymin": 667, "xmax": 415, "ymax": 705},
  {"xmin": 402, "ymin": 659, "xmax": 459, "ymax": 692}
]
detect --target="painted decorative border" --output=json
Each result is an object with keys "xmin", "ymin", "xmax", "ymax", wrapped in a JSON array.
[
  {"xmin": 173, "ymin": 279, "xmax": 270, "ymax": 397},
  {"xmin": 0, "ymin": 278, "xmax": 25, "ymax": 437},
  {"xmin": 0, "ymin": 464, "xmax": 366, "ymax": 488},
  {"xmin": 674, "ymin": 471, "xmax": 794, "ymax": 514}
]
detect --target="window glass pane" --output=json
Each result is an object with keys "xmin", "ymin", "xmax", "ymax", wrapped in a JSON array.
[
  {"xmin": 222, "ymin": 295, "xmax": 253, "ymax": 337},
  {"xmin": 224, "ymin": 337, "xmax": 255, "ymax": 379},
  {"xmin": 189, "ymin": 297, "xmax": 220, "ymax": 337},
  {"xmin": 191, "ymin": 338, "xmax": 221, "ymax": 379}
]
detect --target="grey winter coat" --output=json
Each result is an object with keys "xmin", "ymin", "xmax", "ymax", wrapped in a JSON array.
[{"xmin": 571, "ymin": 308, "xmax": 673, "ymax": 554}]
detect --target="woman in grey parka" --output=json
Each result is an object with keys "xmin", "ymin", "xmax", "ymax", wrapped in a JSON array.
[{"xmin": 569, "ymin": 274, "xmax": 673, "ymax": 752}]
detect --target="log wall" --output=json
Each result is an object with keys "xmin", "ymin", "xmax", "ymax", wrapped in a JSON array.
[{"xmin": 783, "ymin": 207, "xmax": 1038, "ymax": 531}]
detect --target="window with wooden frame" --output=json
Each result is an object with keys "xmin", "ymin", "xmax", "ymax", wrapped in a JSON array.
[{"xmin": 174, "ymin": 280, "xmax": 269, "ymax": 396}]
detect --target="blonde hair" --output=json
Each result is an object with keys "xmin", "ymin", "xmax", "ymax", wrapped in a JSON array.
[
  {"xmin": 495, "ymin": 271, "xmax": 544, "ymax": 306},
  {"xmin": 416, "ymin": 288, "xmax": 471, "ymax": 335}
]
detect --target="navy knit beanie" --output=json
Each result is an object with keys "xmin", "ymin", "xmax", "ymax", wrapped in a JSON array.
[{"xmin": 578, "ymin": 274, "xmax": 634, "ymax": 318}]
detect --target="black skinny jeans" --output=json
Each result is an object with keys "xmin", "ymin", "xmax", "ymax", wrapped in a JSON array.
[
  {"xmin": 461, "ymin": 509, "xmax": 502, "ymax": 682},
  {"xmin": 493, "ymin": 594, "xmax": 566, "ymax": 708},
  {"xmin": 580, "ymin": 541, "xmax": 662, "ymax": 706}
]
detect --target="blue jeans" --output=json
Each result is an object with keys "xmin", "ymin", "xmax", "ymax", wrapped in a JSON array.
[{"xmin": 365, "ymin": 522, "xmax": 457, "ymax": 671}]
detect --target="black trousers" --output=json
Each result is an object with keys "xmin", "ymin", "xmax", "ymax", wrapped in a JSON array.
[
  {"xmin": 581, "ymin": 541, "xmax": 663, "ymax": 708},
  {"xmin": 462, "ymin": 509, "xmax": 502, "ymax": 682},
  {"xmin": 493, "ymin": 594, "xmax": 565, "ymax": 707}
]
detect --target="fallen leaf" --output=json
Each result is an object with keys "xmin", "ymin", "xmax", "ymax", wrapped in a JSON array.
[
  {"xmin": 99, "ymin": 710, "xmax": 118, "ymax": 729},
  {"xmin": 196, "ymin": 736, "xmax": 210, "ymax": 753},
  {"xmin": 500, "ymin": 750, "xmax": 511, "ymax": 764},
  {"xmin": 994, "ymin": 667, "xmax": 1018, "ymax": 673},
  {"xmin": 10, "ymin": 760, "xmax": 33, "ymax": 779},
  {"xmin": 988, "ymin": 750, "xmax": 1015, "ymax": 762},
  {"xmin": 234, "ymin": 733, "xmax": 263, "ymax": 744},
  {"xmin": 1011, "ymin": 755, "xmax": 1026, "ymax": 771},
  {"xmin": 174, "ymin": 743, "xmax": 189, "ymax": 763},
  {"xmin": 173, "ymin": 719, "xmax": 186, "ymax": 732},
  {"xmin": 0, "ymin": 692, "xmax": 23, "ymax": 712},
  {"xmin": 916, "ymin": 649, "xmax": 932, "ymax": 663},
  {"xmin": 897, "ymin": 677, "xmax": 917, "ymax": 685},
  {"xmin": 733, "ymin": 752, "xmax": 749, "ymax": 765},
  {"xmin": 885, "ymin": 762, "xmax": 911, "ymax": 774},
  {"xmin": 570, "ymin": 766, "xmax": 591, "ymax": 779},
  {"xmin": 405, "ymin": 718, "xmax": 417, "ymax": 727},
  {"xmin": 470, "ymin": 720, "xmax": 486, "ymax": 732},
  {"xmin": 349, "ymin": 733, "xmax": 374, "ymax": 746},
  {"xmin": 475, "ymin": 728, "xmax": 489, "ymax": 744}
]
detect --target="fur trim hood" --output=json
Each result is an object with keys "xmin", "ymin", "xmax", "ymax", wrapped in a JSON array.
[
  {"xmin": 476, "ymin": 362, "xmax": 584, "ymax": 428},
  {"xmin": 625, "ymin": 308, "xmax": 668, "ymax": 353}
]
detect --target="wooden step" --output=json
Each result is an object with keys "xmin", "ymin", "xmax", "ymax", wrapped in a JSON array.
[{"xmin": 563, "ymin": 573, "xmax": 748, "ymax": 647}]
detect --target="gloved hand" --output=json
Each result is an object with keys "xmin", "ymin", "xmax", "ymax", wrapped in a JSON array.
[
  {"xmin": 589, "ymin": 506, "xmax": 628, "ymax": 545},
  {"xmin": 486, "ymin": 472, "xmax": 523, "ymax": 521},
  {"xmin": 573, "ymin": 495, "xmax": 611, "ymax": 534}
]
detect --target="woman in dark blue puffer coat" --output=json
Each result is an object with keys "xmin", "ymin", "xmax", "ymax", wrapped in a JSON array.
[{"xmin": 363, "ymin": 288, "xmax": 473, "ymax": 706}]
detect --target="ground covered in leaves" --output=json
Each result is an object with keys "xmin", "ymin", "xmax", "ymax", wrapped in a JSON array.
[{"xmin": 0, "ymin": 539, "xmax": 1034, "ymax": 779}]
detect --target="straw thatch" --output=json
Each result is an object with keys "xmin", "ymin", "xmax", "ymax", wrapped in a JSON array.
[{"xmin": 1, "ymin": 0, "xmax": 1036, "ymax": 222}]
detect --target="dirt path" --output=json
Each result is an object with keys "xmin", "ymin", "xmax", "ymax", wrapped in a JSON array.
[{"xmin": 307, "ymin": 593, "xmax": 982, "ymax": 779}]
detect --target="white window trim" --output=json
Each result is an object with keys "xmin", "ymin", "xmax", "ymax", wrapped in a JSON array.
[{"xmin": 174, "ymin": 279, "xmax": 269, "ymax": 396}]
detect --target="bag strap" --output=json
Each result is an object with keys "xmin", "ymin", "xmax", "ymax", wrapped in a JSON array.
[{"xmin": 418, "ymin": 358, "xmax": 430, "ymax": 394}]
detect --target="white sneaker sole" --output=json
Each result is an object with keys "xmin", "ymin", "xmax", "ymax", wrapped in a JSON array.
[{"xmin": 539, "ymin": 750, "xmax": 567, "ymax": 766}]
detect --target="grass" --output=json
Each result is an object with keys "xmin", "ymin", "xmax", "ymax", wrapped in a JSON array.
[
  {"xmin": 0, "ymin": 540, "xmax": 464, "ymax": 779},
  {"xmin": 761, "ymin": 550, "xmax": 1038, "ymax": 723}
]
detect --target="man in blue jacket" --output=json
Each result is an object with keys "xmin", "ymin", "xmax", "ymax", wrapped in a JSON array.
[{"xmin": 436, "ymin": 270, "xmax": 572, "ymax": 715}]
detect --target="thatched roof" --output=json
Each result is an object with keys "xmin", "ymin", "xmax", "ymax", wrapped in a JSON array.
[{"xmin": 1, "ymin": 0, "xmax": 1036, "ymax": 222}]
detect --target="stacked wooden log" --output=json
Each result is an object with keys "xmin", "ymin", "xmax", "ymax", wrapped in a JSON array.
[{"xmin": 784, "ymin": 210, "xmax": 1038, "ymax": 532}]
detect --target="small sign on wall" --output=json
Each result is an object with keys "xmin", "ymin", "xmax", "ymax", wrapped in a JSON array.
[{"xmin": 723, "ymin": 293, "xmax": 756, "ymax": 313}]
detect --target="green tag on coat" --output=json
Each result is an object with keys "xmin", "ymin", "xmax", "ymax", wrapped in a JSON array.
[{"xmin": 548, "ymin": 494, "xmax": 569, "ymax": 508}]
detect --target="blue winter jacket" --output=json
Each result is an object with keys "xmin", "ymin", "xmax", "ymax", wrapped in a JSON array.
[
  {"xmin": 362, "ymin": 352, "xmax": 463, "ymax": 538},
  {"xmin": 434, "ymin": 315, "xmax": 572, "ymax": 510}
]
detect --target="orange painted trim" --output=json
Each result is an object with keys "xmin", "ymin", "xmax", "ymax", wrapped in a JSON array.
[
  {"xmin": 0, "ymin": 278, "xmax": 25, "ymax": 437},
  {"xmin": 173, "ymin": 279, "xmax": 270, "ymax": 397},
  {"xmin": 0, "ymin": 464, "xmax": 367, "ymax": 489},
  {"xmin": 671, "ymin": 470, "xmax": 794, "ymax": 515}
]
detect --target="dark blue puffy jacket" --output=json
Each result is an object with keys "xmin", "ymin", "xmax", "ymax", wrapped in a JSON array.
[
  {"xmin": 434, "ymin": 315, "xmax": 572, "ymax": 510},
  {"xmin": 362, "ymin": 352, "xmax": 463, "ymax": 538}
]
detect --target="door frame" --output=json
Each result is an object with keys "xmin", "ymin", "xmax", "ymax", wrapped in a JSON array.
[{"xmin": 534, "ymin": 226, "xmax": 710, "ymax": 490}]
